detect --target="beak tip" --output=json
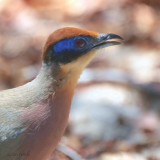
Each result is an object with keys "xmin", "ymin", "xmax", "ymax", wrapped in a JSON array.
[{"xmin": 107, "ymin": 33, "xmax": 123, "ymax": 41}]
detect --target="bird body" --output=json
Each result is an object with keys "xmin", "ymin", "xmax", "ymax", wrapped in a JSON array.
[
  {"xmin": 0, "ymin": 63, "xmax": 75, "ymax": 160},
  {"xmin": 0, "ymin": 27, "xmax": 122, "ymax": 160}
]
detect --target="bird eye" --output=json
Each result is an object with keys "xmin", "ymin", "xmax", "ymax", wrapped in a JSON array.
[{"xmin": 75, "ymin": 39, "xmax": 86, "ymax": 48}]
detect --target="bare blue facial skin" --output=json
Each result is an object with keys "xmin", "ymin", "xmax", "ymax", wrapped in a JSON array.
[
  {"xmin": 43, "ymin": 35, "xmax": 95, "ymax": 64},
  {"xmin": 53, "ymin": 36, "xmax": 91, "ymax": 54}
]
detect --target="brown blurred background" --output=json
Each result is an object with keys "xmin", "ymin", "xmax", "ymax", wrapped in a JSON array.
[{"xmin": 1, "ymin": 0, "xmax": 160, "ymax": 159}]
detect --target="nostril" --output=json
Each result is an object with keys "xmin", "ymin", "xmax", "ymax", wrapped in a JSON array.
[
  {"xmin": 107, "ymin": 35, "xmax": 111, "ymax": 40},
  {"xmin": 98, "ymin": 33, "xmax": 109, "ymax": 41}
]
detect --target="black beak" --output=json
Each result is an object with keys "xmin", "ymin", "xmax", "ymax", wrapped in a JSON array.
[{"xmin": 93, "ymin": 33, "xmax": 123, "ymax": 49}]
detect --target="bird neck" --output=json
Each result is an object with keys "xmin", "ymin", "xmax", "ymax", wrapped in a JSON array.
[
  {"xmin": 38, "ymin": 50, "xmax": 97, "ymax": 93},
  {"xmin": 36, "ymin": 62, "xmax": 82, "ymax": 93}
]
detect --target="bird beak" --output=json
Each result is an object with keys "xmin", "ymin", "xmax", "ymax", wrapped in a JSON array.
[{"xmin": 93, "ymin": 33, "xmax": 123, "ymax": 49}]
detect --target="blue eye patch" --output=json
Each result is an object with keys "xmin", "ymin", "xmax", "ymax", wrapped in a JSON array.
[{"xmin": 53, "ymin": 36, "xmax": 91, "ymax": 54}]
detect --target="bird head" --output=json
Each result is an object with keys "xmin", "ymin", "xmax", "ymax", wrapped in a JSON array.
[{"xmin": 42, "ymin": 27, "xmax": 123, "ymax": 86}]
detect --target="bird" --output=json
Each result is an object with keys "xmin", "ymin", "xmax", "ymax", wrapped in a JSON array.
[{"xmin": 0, "ymin": 27, "xmax": 123, "ymax": 160}]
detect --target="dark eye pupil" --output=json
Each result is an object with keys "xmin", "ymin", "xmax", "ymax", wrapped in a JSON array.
[{"xmin": 75, "ymin": 39, "xmax": 86, "ymax": 47}]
